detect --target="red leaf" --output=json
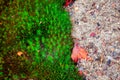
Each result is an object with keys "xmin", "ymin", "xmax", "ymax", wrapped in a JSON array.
[
  {"xmin": 64, "ymin": 0, "xmax": 73, "ymax": 7},
  {"xmin": 71, "ymin": 42, "xmax": 89, "ymax": 63}
]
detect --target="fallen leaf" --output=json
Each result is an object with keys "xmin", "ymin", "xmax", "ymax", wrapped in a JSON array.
[
  {"xmin": 78, "ymin": 70, "xmax": 83, "ymax": 76},
  {"xmin": 71, "ymin": 42, "xmax": 90, "ymax": 63},
  {"xmin": 64, "ymin": 0, "xmax": 74, "ymax": 7},
  {"xmin": 0, "ymin": 22, "xmax": 2, "ymax": 25},
  {"xmin": 71, "ymin": 43, "xmax": 80, "ymax": 63},
  {"xmin": 17, "ymin": 51, "xmax": 23, "ymax": 56}
]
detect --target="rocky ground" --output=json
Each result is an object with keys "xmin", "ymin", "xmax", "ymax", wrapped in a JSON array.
[{"xmin": 66, "ymin": 0, "xmax": 120, "ymax": 80}]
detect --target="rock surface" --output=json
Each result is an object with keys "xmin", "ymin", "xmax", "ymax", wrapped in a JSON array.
[{"xmin": 66, "ymin": 0, "xmax": 120, "ymax": 80}]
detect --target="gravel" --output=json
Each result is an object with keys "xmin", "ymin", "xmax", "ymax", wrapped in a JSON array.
[{"xmin": 66, "ymin": 0, "xmax": 120, "ymax": 80}]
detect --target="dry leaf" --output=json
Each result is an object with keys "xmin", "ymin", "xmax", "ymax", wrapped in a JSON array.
[
  {"xmin": 71, "ymin": 42, "xmax": 90, "ymax": 63},
  {"xmin": 17, "ymin": 51, "xmax": 23, "ymax": 56}
]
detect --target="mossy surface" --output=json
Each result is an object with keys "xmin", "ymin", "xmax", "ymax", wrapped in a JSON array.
[{"xmin": 0, "ymin": 0, "xmax": 82, "ymax": 79}]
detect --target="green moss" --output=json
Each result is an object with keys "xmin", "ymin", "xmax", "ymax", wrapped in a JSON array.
[{"xmin": 0, "ymin": 0, "xmax": 83, "ymax": 79}]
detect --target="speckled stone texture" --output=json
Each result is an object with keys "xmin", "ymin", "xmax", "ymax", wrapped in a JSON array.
[{"xmin": 66, "ymin": 0, "xmax": 120, "ymax": 80}]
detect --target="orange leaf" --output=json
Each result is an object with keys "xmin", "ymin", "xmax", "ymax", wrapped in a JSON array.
[
  {"xmin": 17, "ymin": 51, "xmax": 23, "ymax": 56},
  {"xmin": 71, "ymin": 42, "xmax": 89, "ymax": 63},
  {"xmin": 71, "ymin": 43, "xmax": 81, "ymax": 63}
]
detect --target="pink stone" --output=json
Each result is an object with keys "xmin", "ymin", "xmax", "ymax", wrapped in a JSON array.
[{"xmin": 90, "ymin": 32, "xmax": 96, "ymax": 37}]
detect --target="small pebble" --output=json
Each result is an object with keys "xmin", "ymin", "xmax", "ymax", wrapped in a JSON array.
[
  {"xmin": 78, "ymin": 67, "xmax": 84, "ymax": 71},
  {"xmin": 97, "ymin": 22, "xmax": 100, "ymax": 26},
  {"xmin": 88, "ymin": 42, "xmax": 94, "ymax": 49},
  {"xmin": 74, "ymin": 6, "xmax": 79, "ymax": 11},
  {"xmin": 90, "ymin": 32, "xmax": 96, "ymax": 37},
  {"xmin": 90, "ymin": 11, "xmax": 95, "ymax": 15},
  {"xmin": 69, "ymin": 12, "xmax": 73, "ymax": 16},
  {"xmin": 112, "ymin": 51, "xmax": 117, "ymax": 57},
  {"xmin": 75, "ymin": 20, "xmax": 79, "ymax": 24},
  {"xmin": 92, "ymin": 2, "xmax": 96, "ymax": 7},
  {"xmin": 95, "ymin": 56, "xmax": 101, "ymax": 61},
  {"xmin": 96, "ymin": 35, "xmax": 100, "ymax": 39},
  {"xmin": 107, "ymin": 59, "xmax": 111, "ymax": 66},
  {"xmin": 81, "ymin": 17, "xmax": 88, "ymax": 23}
]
